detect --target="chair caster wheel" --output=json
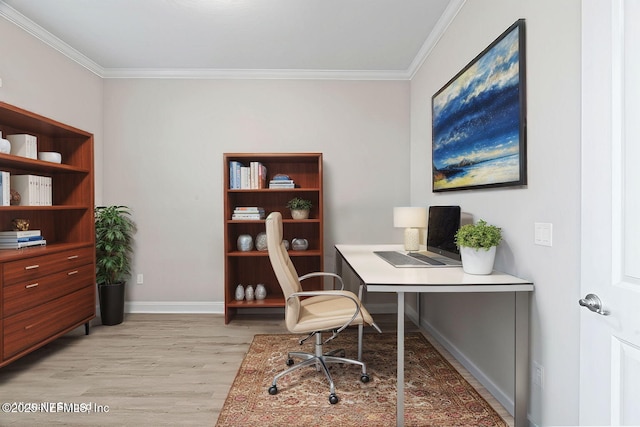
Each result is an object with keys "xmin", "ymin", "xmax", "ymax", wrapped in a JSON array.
[
  {"xmin": 360, "ymin": 373, "xmax": 370, "ymax": 383},
  {"xmin": 286, "ymin": 358, "xmax": 294, "ymax": 366},
  {"xmin": 329, "ymin": 393, "xmax": 339, "ymax": 404},
  {"xmin": 268, "ymin": 385, "xmax": 278, "ymax": 395}
]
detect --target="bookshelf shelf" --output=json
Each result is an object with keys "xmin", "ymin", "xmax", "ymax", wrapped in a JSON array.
[
  {"xmin": 0, "ymin": 102, "xmax": 95, "ymax": 368},
  {"xmin": 223, "ymin": 153, "xmax": 323, "ymax": 324}
]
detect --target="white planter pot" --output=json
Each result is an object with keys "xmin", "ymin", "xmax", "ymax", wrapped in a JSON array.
[
  {"xmin": 460, "ymin": 246, "xmax": 496, "ymax": 275},
  {"xmin": 290, "ymin": 209, "xmax": 309, "ymax": 220}
]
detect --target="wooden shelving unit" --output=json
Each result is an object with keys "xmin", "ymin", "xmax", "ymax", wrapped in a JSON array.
[
  {"xmin": 0, "ymin": 102, "xmax": 95, "ymax": 367},
  {"xmin": 223, "ymin": 153, "xmax": 323, "ymax": 324}
]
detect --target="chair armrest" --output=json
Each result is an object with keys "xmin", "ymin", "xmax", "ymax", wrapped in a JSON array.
[
  {"xmin": 298, "ymin": 272, "xmax": 345, "ymax": 290},
  {"xmin": 288, "ymin": 290, "xmax": 360, "ymax": 338}
]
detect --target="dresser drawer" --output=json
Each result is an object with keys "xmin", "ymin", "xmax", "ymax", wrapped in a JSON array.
[
  {"xmin": 2, "ymin": 247, "xmax": 94, "ymax": 286},
  {"xmin": 3, "ymin": 264, "xmax": 94, "ymax": 318},
  {"xmin": 3, "ymin": 286, "xmax": 95, "ymax": 360}
]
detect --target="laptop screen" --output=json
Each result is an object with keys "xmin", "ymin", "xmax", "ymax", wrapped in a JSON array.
[{"xmin": 426, "ymin": 205, "xmax": 461, "ymax": 260}]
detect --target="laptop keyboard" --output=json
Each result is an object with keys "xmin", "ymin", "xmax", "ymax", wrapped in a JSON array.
[
  {"xmin": 374, "ymin": 251, "xmax": 426, "ymax": 266},
  {"xmin": 407, "ymin": 252, "xmax": 445, "ymax": 265},
  {"xmin": 374, "ymin": 251, "xmax": 447, "ymax": 267}
]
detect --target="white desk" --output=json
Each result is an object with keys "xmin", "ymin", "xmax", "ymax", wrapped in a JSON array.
[{"xmin": 334, "ymin": 244, "xmax": 534, "ymax": 427}]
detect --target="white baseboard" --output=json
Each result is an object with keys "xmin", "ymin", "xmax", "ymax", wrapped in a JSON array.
[
  {"xmin": 124, "ymin": 301, "xmax": 225, "ymax": 314},
  {"xmin": 405, "ymin": 306, "xmax": 515, "ymax": 417}
]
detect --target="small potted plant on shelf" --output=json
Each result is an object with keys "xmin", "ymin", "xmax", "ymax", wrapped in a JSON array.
[
  {"xmin": 286, "ymin": 197, "xmax": 312, "ymax": 220},
  {"xmin": 95, "ymin": 205, "xmax": 136, "ymax": 325},
  {"xmin": 454, "ymin": 219, "xmax": 502, "ymax": 275}
]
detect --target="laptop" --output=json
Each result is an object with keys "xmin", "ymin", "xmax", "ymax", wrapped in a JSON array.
[{"xmin": 375, "ymin": 205, "xmax": 463, "ymax": 268}]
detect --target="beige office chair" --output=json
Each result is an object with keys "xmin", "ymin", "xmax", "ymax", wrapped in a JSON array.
[{"xmin": 265, "ymin": 211, "xmax": 380, "ymax": 404}]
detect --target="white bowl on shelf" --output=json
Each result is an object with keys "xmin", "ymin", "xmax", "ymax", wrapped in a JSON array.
[{"xmin": 38, "ymin": 151, "xmax": 62, "ymax": 163}]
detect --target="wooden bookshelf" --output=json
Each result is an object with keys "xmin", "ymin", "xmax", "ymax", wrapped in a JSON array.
[
  {"xmin": 0, "ymin": 102, "xmax": 95, "ymax": 367},
  {"xmin": 223, "ymin": 153, "xmax": 323, "ymax": 324}
]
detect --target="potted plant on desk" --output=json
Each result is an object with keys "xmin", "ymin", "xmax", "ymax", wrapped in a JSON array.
[
  {"xmin": 95, "ymin": 205, "xmax": 136, "ymax": 325},
  {"xmin": 454, "ymin": 219, "xmax": 502, "ymax": 275}
]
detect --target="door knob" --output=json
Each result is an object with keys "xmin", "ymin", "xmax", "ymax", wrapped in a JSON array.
[{"xmin": 579, "ymin": 293, "xmax": 608, "ymax": 315}]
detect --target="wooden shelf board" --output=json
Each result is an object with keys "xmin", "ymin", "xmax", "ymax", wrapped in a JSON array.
[
  {"xmin": 227, "ymin": 250, "xmax": 321, "ymax": 257},
  {"xmin": 0, "ymin": 205, "xmax": 89, "ymax": 211},
  {"xmin": 227, "ymin": 298, "xmax": 284, "ymax": 308}
]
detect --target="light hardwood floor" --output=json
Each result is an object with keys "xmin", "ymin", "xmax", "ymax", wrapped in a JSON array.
[{"xmin": 0, "ymin": 314, "xmax": 513, "ymax": 426}]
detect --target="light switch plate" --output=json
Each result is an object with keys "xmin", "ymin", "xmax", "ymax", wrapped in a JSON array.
[{"xmin": 534, "ymin": 222, "xmax": 553, "ymax": 246}]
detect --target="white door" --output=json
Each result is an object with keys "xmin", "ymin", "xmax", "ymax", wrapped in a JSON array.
[{"xmin": 581, "ymin": 0, "xmax": 640, "ymax": 425}]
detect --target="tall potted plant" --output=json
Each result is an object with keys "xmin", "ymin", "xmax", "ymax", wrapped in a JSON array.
[
  {"xmin": 454, "ymin": 219, "xmax": 502, "ymax": 275},
  {"xmin": 95, "ymin": 205, "xmax": 136, "ymax": 325}
]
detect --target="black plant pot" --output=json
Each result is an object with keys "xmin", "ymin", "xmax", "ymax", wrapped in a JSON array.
[{"xmin": 98, "ymin": 282, "xmax": 125, "ymax": 326}]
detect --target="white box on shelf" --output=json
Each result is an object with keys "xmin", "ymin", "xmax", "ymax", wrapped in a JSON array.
[{"xmin": 7, "ymin": 134, "xmax": 38, "ymax": 159}]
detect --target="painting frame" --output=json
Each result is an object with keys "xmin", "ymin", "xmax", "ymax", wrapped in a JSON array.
[{"xmin": 432, "ymin": 19, "xmax": 527, "ymax": 192}]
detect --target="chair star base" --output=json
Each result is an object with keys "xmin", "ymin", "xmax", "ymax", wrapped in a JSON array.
[{"xmin": 267, "ymin": 332, "xmax": 370, "ymax": 404}]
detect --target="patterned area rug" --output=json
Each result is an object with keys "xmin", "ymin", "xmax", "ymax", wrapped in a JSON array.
[{"xmin": 216, "ymin": 332, "xmax": 507, "ymax": 426}]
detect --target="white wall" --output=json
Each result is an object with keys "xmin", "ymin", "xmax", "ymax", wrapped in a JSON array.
[
  {"xmin": 411, "ymin": 0, "xmax": 581, "ymax": 425},
  {"xmin": 0, "ymin": 18, "xmax": 104, "ymax": 200},
  {"xmin": 102, "ymin": 78, "xmax": 409, "ymax": 309}
]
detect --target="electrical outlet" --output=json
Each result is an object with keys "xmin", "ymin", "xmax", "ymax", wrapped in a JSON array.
[
  {"xmin": 533, "ymin": 361, "xmax": 544, "ymax": 388},
  {"xmin": 137, "ymin": 274, "xmax": 143, "ymax": 284}
]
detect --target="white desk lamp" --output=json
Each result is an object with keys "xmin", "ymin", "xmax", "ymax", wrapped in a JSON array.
[{"xmin": 393, "ymin": 207, "xmax": 427, "ymax": 252}]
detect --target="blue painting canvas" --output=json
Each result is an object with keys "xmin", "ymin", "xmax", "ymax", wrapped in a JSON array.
[{"xmin": 432, "ymin": 20, "xmax": 526, "ymax": 192}]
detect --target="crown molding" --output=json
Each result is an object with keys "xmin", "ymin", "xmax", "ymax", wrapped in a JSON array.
[
  {"xmin": 1, "ymin": 0, "xmax": 464, "ymax": 81},
  {"xmin": 0, "ymin": 1, "xmax": 105, "ymax": 77},
  {"xmin": 100, "ymin": 67, "xmax": 411, "ymax": 80},
  {"xmin": 407, "ymin": 0, "xmax": 467, "ymax": 79}
]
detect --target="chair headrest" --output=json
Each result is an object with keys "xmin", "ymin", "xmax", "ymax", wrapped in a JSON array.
[{"xmin": 266, "ymin": 211, "xmax": 283, "ymax": 243}]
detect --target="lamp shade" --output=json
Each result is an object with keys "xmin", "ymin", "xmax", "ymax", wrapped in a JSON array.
[{"xmin": 393, "ymin": 207, "xmax": 427, "ymax": 228}]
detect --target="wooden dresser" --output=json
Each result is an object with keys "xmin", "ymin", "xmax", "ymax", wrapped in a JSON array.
[{"xmin": 0, "ymin": 102, "xmax": 95, "ymax": 368}]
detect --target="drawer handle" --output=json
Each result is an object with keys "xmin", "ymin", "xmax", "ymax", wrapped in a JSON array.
[
  {"xmin": 25, "ymin": 264, "xmax": 40, "ymax": 270},
  {"xmin": 67, "ymin": 255, "xmax": 79, "ymax": 260},
  {"xmin": 68, "ymin": 270, "xmax": 79, "ymax": 276},
  {"xmin": 25, "ymin": 283, "xmax": 39, "ymax": 289}
]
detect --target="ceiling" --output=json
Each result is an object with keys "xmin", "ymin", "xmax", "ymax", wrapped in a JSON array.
[{"xmin": 0, "ymin": 0, "xmax": 460, "ymax": 79}]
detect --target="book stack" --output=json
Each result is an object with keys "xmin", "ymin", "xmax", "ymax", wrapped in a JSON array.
[
  {"xmin": 7, "ymin": 134, "xmax": 38, "ymax": 159},
  {"xmin": 9, "ymin": 175, "xmax": 52, "ymax": 206},
  {"xmin": 232, "ymin": 207, "xmax": 266, "ymax": 220},
  {"xmin": 268, "ymin": 174, "xmax": 295, "ymax": 189},
  {"xmin": 229, "ymin": 161, "xmax": 267, "ymax": 189},
  {"xmin": 0, "ymin": 229, "xmax": 47, "ymax": 249}
]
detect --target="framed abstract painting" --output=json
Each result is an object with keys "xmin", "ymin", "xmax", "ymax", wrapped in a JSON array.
[{"xmin": 432, "ymin": 19, "xmax": 527, "ymax": 192}]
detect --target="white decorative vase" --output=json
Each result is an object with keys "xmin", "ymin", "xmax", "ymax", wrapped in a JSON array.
[
  {"xmin": 460, "ymin": 246, "xmax": 497, "ymax": 275},
  {"xmin": 255, "ymin": 284, "xmax": 267, "ymax": 300},
  {"xmin": 237, "ymin": 234, "xmax": 253, "ymax": 251},
  {"xmin": 255, "ymin": 232, "xmax": 267, "ymax": 251},
  {"xmin": 291, "ymin": 238, "xmax": 308, "ymax": 251},
  {"xmin": 235, "ymin": 285, "xmax": 245, "ymax": 301},
  {"xmin": 245, "ymin": 285, "xmax": 254, "ymax": 301},
  {"xmin": 290, "ymin": 209, "xmax": 309, "ymax": 220}
]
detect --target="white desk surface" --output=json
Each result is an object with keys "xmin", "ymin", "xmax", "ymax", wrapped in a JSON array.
[{"xmin": 335, "ymin": 244, "xmax": 533, "ymax": 293}]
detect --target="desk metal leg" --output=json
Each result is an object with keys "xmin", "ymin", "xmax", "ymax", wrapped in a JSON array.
[
  {"xmin": 397, "ymin": 291, "xmax": 405, "ymax": 427},
  {"xmin": 514, "ymin": 291, "xmax": 529, "ymax": 427}
]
